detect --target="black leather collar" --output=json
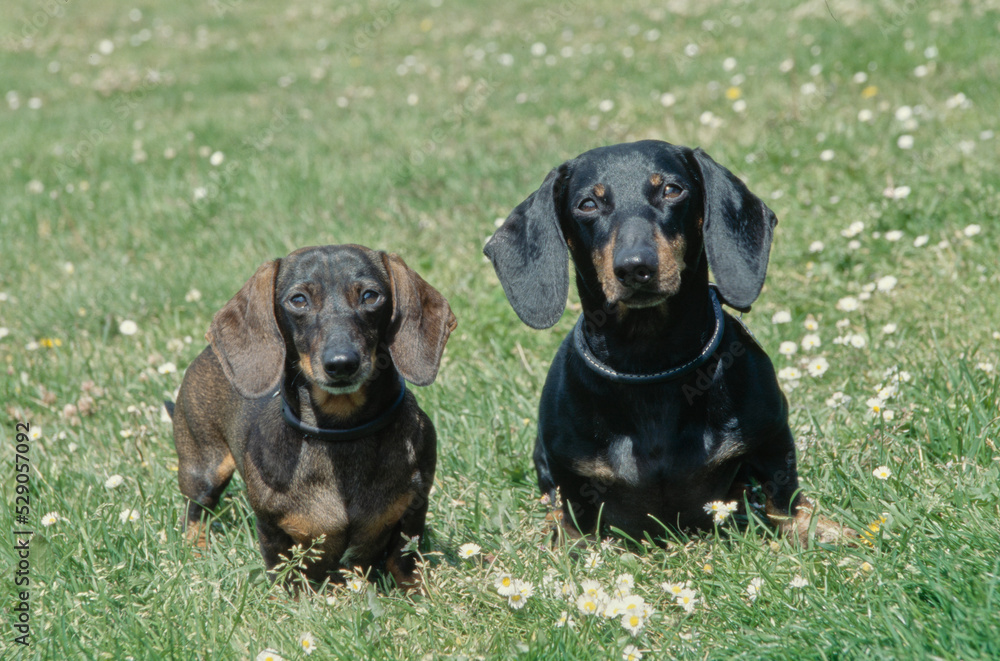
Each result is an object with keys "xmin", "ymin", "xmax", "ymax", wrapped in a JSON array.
[
  {"xmin": 573, "ymin": 287, "xmax": 725, "ymax": 384},
  {"xmin": 281, "ymin": 376, "xmax": 407, "ymax": 441}
]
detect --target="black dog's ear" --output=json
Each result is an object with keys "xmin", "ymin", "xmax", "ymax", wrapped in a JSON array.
[
  {"xmin": 207, "ymin": 260, "xmax": 286, "ymax": 399},
  {"xmin": 383, "ymin": 253, "xmax": 457, "ymax": 387},
  {"xmin": 690, "ymin": 148, "xmax": 777, "ymax": 312},
  {"xmin": 484, "ymin": 165, "xmax": 569, "ymax": 329}
]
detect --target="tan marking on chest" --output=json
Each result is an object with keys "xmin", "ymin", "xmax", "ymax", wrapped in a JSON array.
[
  {"xmin": 279, "ymin": 507, "xmax": 348, "ymax": 546},
  {"xmin": 311, "ymin": 384, "xmax": 368, "ymax": 419},
  {"xmin": 573, "ymin": 457, "xmax": 617, "ymax": 482}
]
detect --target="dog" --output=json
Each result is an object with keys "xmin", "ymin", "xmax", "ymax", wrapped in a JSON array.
[
  {"xmin": 485, "ymin": 140, "xmax": 846, "ymax": 545},
  {"xmin": 167, "ymin": 245, "xmax": 456, "ymax": 589}
]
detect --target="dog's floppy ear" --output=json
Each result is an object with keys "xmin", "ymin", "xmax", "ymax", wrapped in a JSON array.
[
  {"xmin": 691, "ymin": 148, "xmax": 777, "ymax": 312},
  {"xmin": 383, "ymin": 253, "xmax": 457, "ymax": 386},
  {"xmin": 484, "ymin": 165, "xmax": 569, "ymax": 329},
  {"xmin": 207, "ymin": 260, "xmax": 285, "ymax": 399}
]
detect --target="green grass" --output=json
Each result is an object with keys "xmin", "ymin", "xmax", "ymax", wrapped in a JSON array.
[{"xmin": 2, "ymin": 0, "xmax": 1000, "ymax": 658}]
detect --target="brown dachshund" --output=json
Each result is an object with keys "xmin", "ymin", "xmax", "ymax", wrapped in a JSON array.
[
  {"xmin": 485, "ymin": 141, "xmax": 848, "ymax": 546},
  {"xmin": 167, "ymin": 245, "xmax": 456, "ymax": 589}
]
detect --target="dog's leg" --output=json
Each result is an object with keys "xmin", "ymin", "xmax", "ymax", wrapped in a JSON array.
[
  {"xmin": 384, "ymin": 493, "xmax": 429, "ymax": 592},
  {"xmin": 173, "ymin": 399, "xmax": 236, "ymax": 548}
]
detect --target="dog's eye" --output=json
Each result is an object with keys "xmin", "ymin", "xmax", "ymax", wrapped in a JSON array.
[
  {"xmin": 288, "ymin": 294, "xmax": 308, "ymax": 309},
  {"xmin": 361, "ymin": 290, "xmax": 380, "ymax": 304},
  {"xmin": 663, "ymin": 184, "xmax": 683, "ymax": 200},
  {"xmin": 578, "ymin": 199, "xmax": 598, "ymax": 213}
]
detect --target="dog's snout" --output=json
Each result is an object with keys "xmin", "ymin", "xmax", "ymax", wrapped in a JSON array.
[
  {"xmin": 322, "ymin": 348, "xmax": 362, "ymax": 380},
  {"xmin": 613, "ymin": 249, "xmax": 658, "ymax": 288}
]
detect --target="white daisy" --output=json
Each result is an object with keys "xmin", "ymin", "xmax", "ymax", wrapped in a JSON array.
[{"xmin": 458, "ymin": 542, "xmax": 480, "ymax": 559}]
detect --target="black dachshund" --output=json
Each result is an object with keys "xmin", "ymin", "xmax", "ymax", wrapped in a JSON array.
[{"xmin": 486, "ymin": 141, "xmax": 848, "ymax": 545}]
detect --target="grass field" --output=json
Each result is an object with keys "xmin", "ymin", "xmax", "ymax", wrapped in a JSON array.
[{"xmin": 2, "ymin": 0, "xmax": 999, "ymax": 658}]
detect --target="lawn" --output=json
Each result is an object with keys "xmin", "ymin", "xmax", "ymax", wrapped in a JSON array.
[{"xmin": 2, "ymin": 0, "xmax": 999, "ymax": 659}]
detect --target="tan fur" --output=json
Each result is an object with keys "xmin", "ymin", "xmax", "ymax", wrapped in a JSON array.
[
  {"xmin": 649, "ymin": 173, "xmax": 663, "ymax": 187},
  {"xmin": 279, "ymin": 508, "xmax": 348, "ymax": 546},
  {"xmin": 572, "ymin": 457, "xmax": 617, "ymax": 482},
  {"xmin": 311, "ymin": 384, "xmax": 368, "ymax": 419},
  {"xmin": 653, "ymin": 229, "xmax": 686, "ymax": 295},
  {"xmin": 591, "ymin": 231, "xmax": 621, "ymax": 303},
  {"xmin": 593, "ymin": 183, "xmax": 605, "ymax": 198}
]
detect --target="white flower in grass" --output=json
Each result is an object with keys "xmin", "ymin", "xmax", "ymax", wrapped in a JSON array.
[
  {"xmin": 104, "ymin": 474, "xmax": 124, "ymax": 489},
  {"xmin": 873, "ymin": 466, "xmax": 892, "ymax": 480},
  {"xmin": 836, "ymin": 296, "xmax": 860, "ymax": 312},
  {"xmin": 583, "ymin": 551, "xmax": 603, "ymax": 570},
  {"xmin": 897, "ymin": 135, "xmax": 914, "ymax": 149},
  {"xmin": 119, "ymin": 320, "xmax": 138, "ymax": 336},
  {"xmin": 803, "ymin": 317, "xmax": 819, "ymax": 331},
  {"xmin": 963, "ymin": 223, "xmax": 981, "ymax": 237},
  {"xmin": 771, "ymin": 310, "xmax": 792, "ymax": 324},
  {"xmin": 801, "ymin": 334, "xmax": 821, "ymax": 350},
  {"xmin": 158, "ymin": 362, "xmax": 177, "ymax": 375},
  {"xmin": 458, "ymin": 542, "xmax": 480, "ymax": 559},
  {"xmin": 185, "ymin": 288, "xmax": 202, "ymax": 302},
  {"xmin": 777, "ymin": 367, "xmax": 801, "ymax": 381},
  {"xmin": 621, "ymin": 610, "xmax": 646, "ymax": 636},
  {"xmin": 779, "ymin": 341, "xmax": 798, "ymax": 356},
  {"xmin": 866, "ymin": 397, "xmax": 887, "ymax": 415},
  {"xmin": 556, "ymin": 580, "xmax": 578, "ymax": 599},
  {"xmin": 346, "ymin": 576, "xmax": 365, "ymax": 593},
  {"xmin": 913, "ymin": 235, "xmax": 929, "ymax": 247},
  {"xmin": 883, "ymin": 185, "xmax": 911, "ymax": 199},
  {"xmin": 298, "ymin": 632, "xmax": 317, "ymax": 655},
  {"xmin": 507, "ymin": 580, "xmax": 533, "ymax": 609},
  {"xmin": 256, "ymin": 650, "xmax": 285, "ymax": 661},
  {"xmin": 789, "ymin": 576, "xmax": 809, "ymax": 589},
  {"xmin": 661, "ymin": 581, "xmax": 688, "ymax": 597},
  {"xmin": 555, "ymin": 611, "xmax": 575, "ymax": 628},
  {"xmin": 976, "ymin": 362, "xmax": 995, "ymax": 373},
  {"xmin": 119, "ymin": 508, "xmax": 140, "ymax": 524},
  {"xmin": 876, "ymin": 275, "xmax": 898, "ymax": 292},
  {"xmin": 614, "ymin": 573, "xmax": 634, "ymax": 598},
  {"xmin": 825, "ymin": 391, "xmax": 850, "ymax": 408},
  {"xmin": 746, "ymin": 577, "xmax": 765, "ymax": 602},
  {"xmin": 885, "ymin": 230, "xmax": 904, "ymax": 242},
  {"xmin": 42, "ymin": 512, "xmax": 61, "ymax": 527},
  {"xmin": 841, "ymin": 221, "xmax": 865, "ymax": 238},
  {"xmin": 819, "ymin": 149, "xmax": 835, "ymax": 162},
  {"xmin": 703, "ymin": 500, "xmax": 738, "ymax": 523},
  {"xmin": 809, "ymin": 240, "xmax": 825, "ymax": 253},
  {"xmin": 494, "ymin": 573, "xmax": 517, "ymax": 596},
  {"xmin": 675, "ymin": 588, "xmax": 698, "ymax": 613},
  {"xmin": 806, "ymin": 357, "xmax": 830, "ymax": 377},
  {"xmin": 849, "ymin": 334, "xmax": 868, "ymax": 349},
  {"xmin": 882, "ymin": 323, "xmax": 898, "ymax": 334},
  {"xmin": 622, "ymin": 645, "xmax": 643, "ymax": 661},
  {"xmin": 576, "ymin": 592, "xmax": 601, "ymax": 616},
  {"xmin": 602, "ymin": 598, "xmax": 626, "ymax": 619}
]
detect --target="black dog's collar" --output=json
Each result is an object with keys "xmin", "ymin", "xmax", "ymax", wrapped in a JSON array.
[
  {"xmin": 573, "ymin": 287, "xmax": 725, "ymax": 384},
  {"xmin": 280, "ymin": 376, "xmax": 407, "ymax": 441}
]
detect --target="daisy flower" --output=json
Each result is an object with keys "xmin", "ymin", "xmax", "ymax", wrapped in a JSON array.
[
  {"xmin": 661, "ymin": 580, "xmax": 688, "ymax": 596},
  {"xmin": 913, "ymin": 235, "xmax": 929, "ymax": 247},
  {"xmin": 104, "ymin": 474, "xmax": 124, "ymax": 489},
  {"xmin": 777, "ymin": 367, "xmax": 801, "ymax": 381},
  {"xmin": 806, "ymin": 357, "xmax": 830, "ymax": 377},
  {"xmin": 836, "ymin": 296, "xmax": 860, "ymax": 312},
  {"xmin": 801, "ymin": 333, "xmax": 821, "ymax": 350},
  {"xmin": 507, "ymin": 580, "xmax": 534, "ymax": 610},
  {"xmin": 157, "ymin": 362, "xmax": 177, "ymax": 375},
  {"xmin": 963, "ymin": 224, "xmax": 981, "ymax": 237},
  {"xmin": 872, "ymin": 466, "xmax": 892, "ymax": 480},
  {"xmin": 885, "ymin": 230, "xmax": 904, "ymax": 242},
  {"xmin": 494, "ymin": 573, "xmax": 517, "ymax": 596},
  {"xmin": 119, "ymin": 508, "xmax": 140, "ymax": 524},
  {"xmin": 580, "ymin": 579, "xmax": 602, "ymax": 597},
  {"xmin": 614, "ymin": 573, "xmax": 634, "ymax": 598},
  {"xmin": 602, "ymin": 598, "xmax": 625, "ymax": 619},
  {"xmin": 882, "ymin": 323, "xmax": 898, "ymax": 334},
  {"xmin": 778, "ymin": 341, "xmax": 797, "ymax": 356},
  {"xmin": 256, "ymin": 650, "xmax": 285, "ymax": 661},
  {"xmin": 808, "ymin": 240, "xmax": 825, "ymax": 253},
  {"xmin": 866, "ymin": 397, "xmax": 887, "ymax": 415},
  {"xmin": 746, "ymin": 577, "xmax": 765, "ymax": 602},
  {"xmin": 622, "ymin": 645, "xmax": 644, "ymax": 661},
  {"xmin": 675, "ymin": 588, "xmax": 698, "ymax": 613},
  {"xmin": 848, "ymin": 334, "xmax": 868, "ymax": 349},
  {"xmin": 556, "ymin": 580, "xmax": 578, "ymax": 599},
  {"xmin": 346, "ymin": 576, "xmax": 366, "ymax": 593},
  {"xmin": 119, "ymin": 320, "xmax": 138, "ymax": 336},
  {"xmin": 41, "ymin": 512, "xmax": 61, "ymax": 527},
  {"xmin": 576, "ymin": 593, "xmax": 601, "ymax": 616},
  {"xmin": 789, "ymin": 576, "xmax": 809, "ymax": 589},
  {"xmin": 298, "ymin": 632, "xmax": 317, "ymax": 655},
  {"xmin": 841, "ymin": 221, "xmax": 864, "ymax": 238},
  {"xmin": 771, "ymin": 311, "xmax": 792, "ymax": 324},
  {"xmin": 583, "ymin": 551, "xmax": 603, "ymax": 570},
  {"xmin": 458, "ymin": 542, "xmax": 480, "ymax": 559},
  {"xmin": 555, "ymin": 611, "xmax": 575, "ymax": 628},
  {"xmin": 703, "ymin": 500, "xmax": 738, "ymax": 523},
  {"xmin": 621, "ymin": 610, "xmax": 646, "ymax": 636},
  {"xmin": 876, "ymin": 275, "xmax": 898, "ymax": 292}
]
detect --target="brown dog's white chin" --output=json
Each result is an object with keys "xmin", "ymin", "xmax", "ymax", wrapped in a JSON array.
[{"xmin": 319, "ymin": 380, "xmax": 365, "ymax": 395}]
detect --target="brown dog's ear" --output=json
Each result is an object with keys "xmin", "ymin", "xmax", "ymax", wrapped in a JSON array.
[
  {"xmin": 690, "ymin": 148, "xmax": 777, "ymax": 313},
  {"xmin": 207, "ymin": 260, "xmax": 285, "ymax": 399},
  {"xmin": 382, "ymin": 253, "xmax": 457, "ymax": 387},
  {"xmin": 484, "ymin": 164, "xmax": 570, "ymax": 329}
]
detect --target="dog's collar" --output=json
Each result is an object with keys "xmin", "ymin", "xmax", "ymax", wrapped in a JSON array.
[
  {"xmin": 280, "ymin": 376, "xmax": 407, "ymax": 441},
  {"xmin": 573, "ymin": 287, "xmax": 725, "ymax": 384}
]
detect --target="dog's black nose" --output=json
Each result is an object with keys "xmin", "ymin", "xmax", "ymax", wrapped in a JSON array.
[
  {"xmin": 614, "ymin": 250, "xmax": 658, "ymax": 288},
  {"xmin": 323, "ymin": 349, "xmax": 361, "ymax": 380}
]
